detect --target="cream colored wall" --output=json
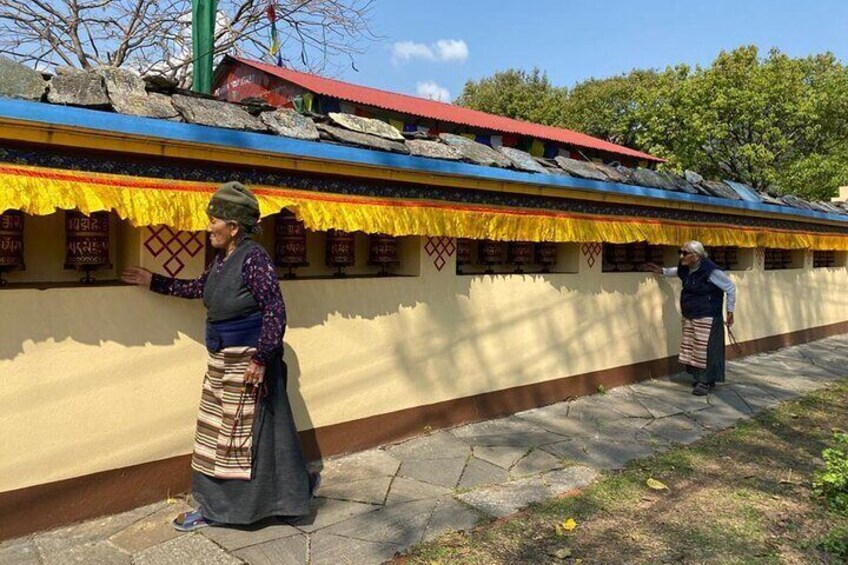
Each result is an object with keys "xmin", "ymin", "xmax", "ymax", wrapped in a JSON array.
[{"xmin": 2, "ymin": 237, "xmax": 848, "ymax": 493}]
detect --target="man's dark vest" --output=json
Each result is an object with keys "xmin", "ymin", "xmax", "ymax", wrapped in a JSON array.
[
  {"xmin": 677, "ymin": 258, "xmax": 724, "ymax": 319},
  {"xmin": 203, "ymin": 239, "xmax": 260, "ymax": 323}
]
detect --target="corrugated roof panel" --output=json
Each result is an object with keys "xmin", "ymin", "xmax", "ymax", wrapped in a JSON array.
[{"xmin": 227, "ymin": 57, "xmax": 662, "ymax": 163}]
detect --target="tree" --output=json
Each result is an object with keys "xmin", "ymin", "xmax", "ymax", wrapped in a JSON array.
[
  {"xmin": 0, "ymin": 0, "xmax": 375, "ymax": 86},
  {"xmin": 457, "ymin": 47, "xmax": 848, "ymax": 200},
  {"xmin": 637, "ymin": 47, "xmax": 848, "ymax": 198},
  {"xmin": 455, "ymin": 68, "xmax": 569, "ymax": 126},
  {"xmin": 558, "ymin": 70, "xmax": 659, "ymax": 148}
]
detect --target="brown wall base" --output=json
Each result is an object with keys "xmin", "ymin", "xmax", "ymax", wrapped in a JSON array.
[{"xmin": 3, "ymin": 320, "xmax": 847, "ymax": 541}]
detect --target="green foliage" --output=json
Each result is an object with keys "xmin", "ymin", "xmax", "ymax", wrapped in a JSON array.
[
  {"xmin": 637, "ymin": 47, "xmax": 848, "ymax": 198},
  {"xmin": 455, "ymin": 68, "xmax": 569, "ymax": 126},
  {"xmin": 812, "ymin": 523, "xmax": 848, "ymax": 559},
  {"xmin": 559, "ymin": 70, "xmax": 660, "ymax": 148},
  {"xmin": 456, "ymin": 46, "xmax": 848, "ymax": 199},
  {"xmin": 813, "ymin": 432, "xmax": 848, "ymax": 514}
]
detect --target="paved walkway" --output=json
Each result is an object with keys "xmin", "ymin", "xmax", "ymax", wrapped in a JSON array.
[{"xmin": 3, "ymin": 335, "xmax": 847, "ymax": 565}]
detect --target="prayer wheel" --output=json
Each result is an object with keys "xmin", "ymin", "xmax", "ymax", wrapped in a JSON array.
[
  {"xmin": 630, "ymin": 242, "xmax": 647, "ymax": 263},
  {"xmin": 368, "ymin": 234, "xmax": 399, "ymax": 276},
  {"xmin": 535, "ymin": 242, "xmax": 558, "ymax": 273},
  {"xmin": 456, "ymin": 238, "xmax": 473, "ymax": 274},
  {"xmin": 64, "ymin": 210, "xmax": 111, "ymax": 284},
  {"xmin": 325, "ymin": 229, "xmax": 355, "ymax": 276},
  {"xmin": 0, "ymin": 210, "xmax": 25, "ymax": 287},
  {"xmin": 477, "ymin": 239, "xmax": 504, "ymax": 274},
  {"xmin": 274, "ymin": 210, "xmax": 309, "ymax": 279},
  {"xmin": 648, "ymin": 244, "xmax": 665, "ymax": 266},
  {"xmin": 508, "ymin": 242, "xmax": 534, "ymax": 273}
]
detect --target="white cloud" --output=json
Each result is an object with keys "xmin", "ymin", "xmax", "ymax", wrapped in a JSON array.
[
  {"xmin": 391, "ymin": 41, "xmax": 435, "ymax": 64},
  {"xmin": 391, "ymin": 39, "xmax": 469, "ymax": 65},
  {"xmin": 416, "ymin": 81, "xmax": 451, "ymax": 102},
  {"xmin": 434, "ymin": 39, "xmax": 468, "ymax": 63}
]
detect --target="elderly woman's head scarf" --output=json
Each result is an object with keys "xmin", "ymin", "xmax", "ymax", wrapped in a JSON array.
[{"xmin": 207, "ymin": 181, "xmax": 261, "ymax": 235}]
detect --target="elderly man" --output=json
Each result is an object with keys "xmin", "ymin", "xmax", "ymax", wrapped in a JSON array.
[{"xmin": 644, "ymin": 240, "xmax": 736, "ymax": 395}]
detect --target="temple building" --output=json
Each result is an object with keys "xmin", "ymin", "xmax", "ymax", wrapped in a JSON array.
[{"xmin": 2, "ymin": 56, "xmax": 848, "ymax": 539}]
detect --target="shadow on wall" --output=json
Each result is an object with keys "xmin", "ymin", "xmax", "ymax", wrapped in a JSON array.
[
  {"xmin": 4, "ymin": 265, "xmax": 845, "ymax": 430},
  {"xmin": 0, "ymin": 287, "xmax": 206, "ymax": 361}
]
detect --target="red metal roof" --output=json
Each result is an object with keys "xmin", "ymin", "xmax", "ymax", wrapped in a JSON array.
[{"xmin": 227, "ymin": 57, "xmax": 662, "ymax": 163}]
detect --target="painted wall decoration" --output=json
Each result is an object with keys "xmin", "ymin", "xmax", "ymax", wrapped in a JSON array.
[
  {"xmin": 424, "ymin": 236, "xmax": 455, "ymax": 271},
  {"xmin": 581, "ymin": 242, "xmax": 602, "ymax": 269},
  {"xmin": 144, "ymin": 226, "xmax": 204, "ymax": 277}
]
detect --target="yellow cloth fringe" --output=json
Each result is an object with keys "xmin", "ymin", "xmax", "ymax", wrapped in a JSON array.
[{"xmin": 2, "ymin": 163, "xmax": 848, "ymax": 250}]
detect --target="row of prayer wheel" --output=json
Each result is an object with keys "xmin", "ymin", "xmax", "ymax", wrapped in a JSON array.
[
  {"xmin": 274, "ymin": 210, "xmax": 399, "ymax": 277},
  {"xmin": 0, "ymin": 210, "xmax": 111, "ymax": 286},
  {"xmin": 456, "ymin": 238, "xmax": 558, "ymax": 274}
]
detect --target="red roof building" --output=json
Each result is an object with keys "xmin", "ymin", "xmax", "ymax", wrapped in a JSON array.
[{"xmin": 212, "ymin": 56, "xmax": 661, "ymax": 166}]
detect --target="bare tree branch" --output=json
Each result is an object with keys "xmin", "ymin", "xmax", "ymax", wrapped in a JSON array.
[{"xmin": 0, "ymin": 0, "xmax": 375, "ymax": 84}]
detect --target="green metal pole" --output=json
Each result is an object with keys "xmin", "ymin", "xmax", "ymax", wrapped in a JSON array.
[{"xmin": 191, "ymin": 0, "xmax": 218, "ymax": 94}]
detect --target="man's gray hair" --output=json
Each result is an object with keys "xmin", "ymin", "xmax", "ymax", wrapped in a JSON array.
[{"xmin": 683, "ymin": 240, "xmax": 708, "ymax": 258}]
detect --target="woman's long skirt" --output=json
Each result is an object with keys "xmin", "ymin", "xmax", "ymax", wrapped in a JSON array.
[
  {"xmin": 680, "ymin": 316, "xmax": 726, "ymax": 385},
  {"xmin": 192, "ymin": 348, "xmax": 311, "ymax": 524}
]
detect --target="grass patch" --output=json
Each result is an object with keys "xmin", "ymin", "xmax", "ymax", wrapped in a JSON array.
[{"xmin": 399, "ymin": 379, "xmax": 848, "ymax": 564}]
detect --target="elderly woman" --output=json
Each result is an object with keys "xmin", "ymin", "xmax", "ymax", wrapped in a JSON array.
[
  {"xmin": 644, "ymin": 240, "xmax": 736, "ymax": 395},
  {"xmin": 122, "ymin": 181, "xmax": 315, "ymax": 531}
]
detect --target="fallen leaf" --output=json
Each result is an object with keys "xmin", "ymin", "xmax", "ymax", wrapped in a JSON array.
[
  {"xmin": 646, "ymin": 478, "xmax": 669, "ymax": 490},
  {"xmin": 561, "ymin": 518, "xmax": 577, "ymax": 531}
]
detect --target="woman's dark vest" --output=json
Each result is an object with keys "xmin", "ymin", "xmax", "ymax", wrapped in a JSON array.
[
  {"xmin": 203, "ymin": 239, "xmax": 262, "ymax": 351},
  {"xmin": 677, "ymin": 258, "xmax": 724, "ymax": 319}
]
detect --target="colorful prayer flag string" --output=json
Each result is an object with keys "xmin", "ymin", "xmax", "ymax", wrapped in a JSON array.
[{"xmin": 267, "ymin": 3, "xmax": 282, "ymax": 66}]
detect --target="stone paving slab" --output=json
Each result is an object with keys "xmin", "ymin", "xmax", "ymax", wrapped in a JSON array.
[
  {"xmin": 542, "ymin": 466, "xmax": 599, "ymax": 495},
  {"xmin": 8, "ymin": 337, "xmax": 848, "ymax": 565},
  {"xmin": 457, "ymin": 457, "xmax": 511, "ymax": 489},
  {"xmin": 200, "ymin": 519, "xmax": 299, "ymax": 551},
  {"xmin": 384, "ymin": 431, "xmax": 470, "ymax": 460},
  {"xmin": 310, "ymin": 533, "xmax": 401, "ymax": 565},
  {"xmin": 397, "ymin": 456, "xmax": 467, "ymax": 488},
  {"xmin": 134, "ymin": 534, "xmax": 242, "ymax": 565},
  {"xmin": 542, "ymin": 437, "xmax": 657, "ymax": 470},
  {"xmin": 286, "ymin": 498, "xmax": 379, "ymax": 534},
  {"xmin": 33, "ymin": 502, "xmax": 162, "ymax": 555},
  {"xmin": 41, "ymin": 541, "xmax": 130, "ymax": 565},
  {"xmin": 510, "ymin": 449, "xmax": 562, "ymax": 478},
  {"xmin": 472, "ymin": 445, "xmax": 529, "ymax": 469},
  {"xmin": 421, "ymin": 496, "xmax": 480, "ymax": 543},
  {"xmin": 232, "ymin": 534, "xmax": 308, "ymax": 565},
  {"xmin": 314, "ymin": 475, "xmax": 392, "ymax": 504},
  {"xmin": 457, "ymin": 476, "xmax": 550, "ymax": 517},
  {"xmin": 687, "ymin": 389, "xmax": 752, "ymax": 430},
  {"xmin": 316, "ymin": 448, "xmax": 401, "ymax": 483},
  {"xmin": 385, "ymin": 477, "xmax": 453, "ymax": 505},
  {"xmin": 321, "ymin": 498, "xmax": 439, "ymax": 548},
  {"xmin": 0, "ymin": 538, "xmax": 39, "ymax": 565},
  {"xmin": 514, "ymin": 411, "xmax": 602, "ymax": 438},
  {"xmin": 450, "ymin": 416, "xmax": 566, "ymax": 447},
  {"xmin": 631, "ymin": 382, "xmax": 712, "ymax": 415},
  {"xmin": 644, "ymin": 414, "xmax": 706, "ymax": 445},
  {"xmin": 108, "ymin": 501, "xmax": 191, "ymax": 554}
]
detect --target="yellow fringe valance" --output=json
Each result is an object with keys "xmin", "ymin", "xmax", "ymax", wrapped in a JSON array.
[{"xmin": 2, "ymin": 163, "xmax": 848, "ymax": 250}]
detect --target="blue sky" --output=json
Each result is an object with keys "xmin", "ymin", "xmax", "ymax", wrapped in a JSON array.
[{"xmin": 326, "ymin": 0, "xmax": 848, "ymax": 102}]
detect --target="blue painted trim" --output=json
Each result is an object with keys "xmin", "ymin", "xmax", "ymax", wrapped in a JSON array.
[{"xmin": 1, "ymin": 97, "xmax": 846, "ymax": 225}]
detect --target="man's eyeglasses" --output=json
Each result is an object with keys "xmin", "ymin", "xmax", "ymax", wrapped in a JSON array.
[{"xmin": 679, "ymin": 249, "xmax": 694, "ymax": 256}]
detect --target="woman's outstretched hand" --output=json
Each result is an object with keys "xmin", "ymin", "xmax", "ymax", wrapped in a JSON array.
[
  {"xmin": 121, "ymin": 266, "xmax": 153, "ymax": 287},
  {"xmin": 641, "ymin": 262, "xmax": 663, "ymax": 274}
]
